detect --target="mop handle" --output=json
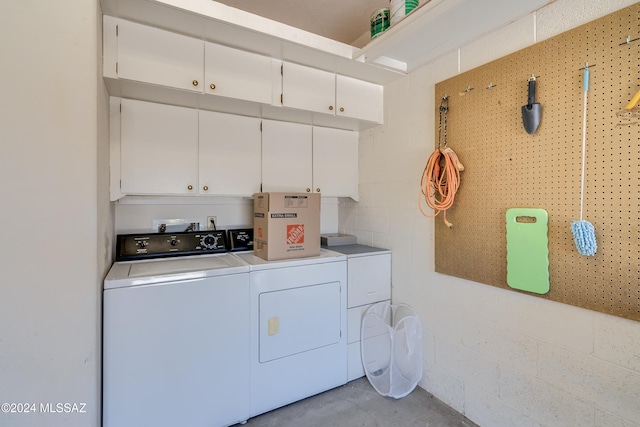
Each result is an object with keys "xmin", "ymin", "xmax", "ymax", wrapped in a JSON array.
[{"xmin": 580, "ymin": 64, "xmax": 589, "ymax": 221}]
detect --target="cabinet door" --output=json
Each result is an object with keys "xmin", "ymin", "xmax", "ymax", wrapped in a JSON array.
[
  {"xmin": 199, "ymin": 111, "xmax": 262, "ymax": 196},
  {"xmin": 204, "ymin": 43, "xmax": 273, "ymax": 104},
  {"xmin": 312, "ymin": 127, "xmax": 358, "ymax": 200},
  {"xmin": 261, "ymin": 120, "xmax": 312, "ymax": 193},
  {"xmin": 336, "ymin": 75, "xmax": 383, "ymax": 123},
  {"xmin": 120, "ymin": 99, "xmax": 198, "ymax": 195},
  {"xmin": 117, "ymin": 19, "xmax": 204, "ymax": 92},
  {"xmin": 282, "ymin": 62, "xmax": 336, "ymax": 115},
  {"xmin": 347, "ymin": 253, "xmax": 392, "ymax": 308}
]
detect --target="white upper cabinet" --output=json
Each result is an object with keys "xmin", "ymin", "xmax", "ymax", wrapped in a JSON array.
[
  {"xmin": 312, "ymin": 127, "xmax": 358, "ymax": 201},
  {"xmin": 103, "ymin": 16, "xmax": 384, "ymax": 128},
  {"xmin": 281, "ymin": 62, "xmax": 336, "ymax": 115},
  {"xmin": 261, "ymin": 120, "xmax": 313, "ymax": 193},
  {"xmin": 113, "ymin": 100, "xmax": 359, "ymax": 200},
  {"xmin": 115, "ymin": 18, "xmax": 204, "ymax": 93},
  {"xmin": 198, "ymin": 110, "xmax": 262, "ymax": 196},
  {"xmin": 120, "ymin": 99, "xmax": 199, "ymax": 195},
  {"xmin": 261, "ymin": 120, "xmax": 359, "ymax": 199},
  {"xmin": 204, "ymin": 43, "xmax": 274, "ymax": 104},
  {"xmin": 336, "ymin": 75, "xmax": 383, "ymax": 124},
  {"xmin": 105, "ymin": 16, "xmax": 277, "ymax": 105},
  {"xmin": 115, "ymin": 99, "xmax": 263, "ymax": 199},
  {"xmin": 282, "ymin": 62, "xmax": 383, "ymax": 124}
]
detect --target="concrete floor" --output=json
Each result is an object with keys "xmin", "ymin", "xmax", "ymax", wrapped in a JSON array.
[{"xmin": 238, "ymin": 378, "xmax": 479, "ymax": 427}]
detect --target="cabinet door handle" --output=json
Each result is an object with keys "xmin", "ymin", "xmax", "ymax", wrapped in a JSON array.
[
  {"xmin": 203, "ymin": 185, "xmax": 209, "ymax": 191},
  {"xmin": 187, "ymin": 185, "xmax": 193, "ymax": 190},
  {"xmin": 339, "ymin": 107, "xmax": 345, "ymax": 112},
  {"xmin": 316, "ymin": 188, "xmax": 321, "ymax": 193},
  {"xmin": 192, "ymin": 80, "xmax": 199, "ymax": 86},
  {"xmin": 306, "ymin": 188, "xmax": 311, "ymax": 193},
  {"xmin": 210, "ymin": 83, "xmax": 216, "ymax": 90},
  {"xmin": 328, "ymin": 105, "xmax": 334, "ymax": 111}
]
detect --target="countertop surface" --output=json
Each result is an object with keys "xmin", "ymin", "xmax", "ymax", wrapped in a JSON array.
[
  {"xmin": 104, "ymin": 248, "xmax": 348, "ymax": 289},
  {"xmin": 321, "ymin": 244, "xmax": 391, "ymax": 256}
]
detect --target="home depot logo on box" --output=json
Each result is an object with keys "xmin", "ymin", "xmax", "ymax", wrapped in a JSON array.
[{"xmin": 286, "ymin": 224, "xmax": 304, "ymax": 244}]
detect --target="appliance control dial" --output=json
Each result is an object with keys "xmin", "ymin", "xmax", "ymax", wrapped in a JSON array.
[{"xmin": 200, "ymin": 233, "xmax": 221, "ymax": 250}]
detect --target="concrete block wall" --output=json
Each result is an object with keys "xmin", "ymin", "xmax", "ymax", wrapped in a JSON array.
[{"xmin": 339, "ymin": 0, "xmax": 640, "ymax": 425}]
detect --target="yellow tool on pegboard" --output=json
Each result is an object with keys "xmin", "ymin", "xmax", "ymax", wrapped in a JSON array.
[{"xmin": 625, "ymin": 87, "xmax": 640, "ymax": 110}]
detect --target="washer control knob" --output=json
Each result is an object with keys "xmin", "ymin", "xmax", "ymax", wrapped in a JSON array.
[{"xmin": 200, "ymin": 234, "xmax": 220, "ymax": 250}]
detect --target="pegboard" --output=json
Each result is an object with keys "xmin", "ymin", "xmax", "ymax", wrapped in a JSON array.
[{"xmin": 433, "ymin": 4, "xmax": 640, "ymax": 321}]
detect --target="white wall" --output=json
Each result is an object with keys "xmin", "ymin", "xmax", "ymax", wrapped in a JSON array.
[
  {"xmin": 340, "ymin": 0, "xmax": 640, "ymax": 426},
  {"xmin": 0, "ymin": 1, "xmax": 107, "ymax": 426},
  {"xmin": 114, "ymin": 197, "xmax": 341, "ymax": 235}
]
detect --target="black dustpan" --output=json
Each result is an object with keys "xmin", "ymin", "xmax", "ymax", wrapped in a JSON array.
[{"xmin": 522, "ymin": 77, "xmax": 541, "ymax": 134}]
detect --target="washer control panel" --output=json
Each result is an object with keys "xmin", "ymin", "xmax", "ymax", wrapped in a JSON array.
[{"xmin": 116, "ymin": 230, "xmax": 227, "ymax": 261}]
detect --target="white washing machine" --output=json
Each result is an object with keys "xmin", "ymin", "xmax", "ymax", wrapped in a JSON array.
[
  {"xmin": 103, "ymin": 231, "xmax": 252, "ymax": 427},
  {"xmin": 235, "ymin": 249, "xmax": 348, "ymax": 417}
]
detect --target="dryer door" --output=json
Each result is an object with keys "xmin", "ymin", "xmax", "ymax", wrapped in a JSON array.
[{"xmin": 259, "ymin": 281, "xmax": 341, "ymax": 363}]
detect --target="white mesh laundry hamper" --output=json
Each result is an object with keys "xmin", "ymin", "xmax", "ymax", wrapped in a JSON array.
[{"xmin": 360, "ymin": 301, "xmax": 423, "ymax": 398}]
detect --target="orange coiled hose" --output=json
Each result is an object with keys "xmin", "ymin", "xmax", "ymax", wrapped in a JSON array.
[
  {"xmin": 419, "ymin": 96, "xmax": 464, "ymax": 228},
  {"xmin": 418, "ymin": 146, "xmax": 463, "ymax": 228}
]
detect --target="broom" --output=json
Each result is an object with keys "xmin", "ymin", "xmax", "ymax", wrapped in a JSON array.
[{"xmin": 571, "ymin": 63, "xmax": 597, "ymax": 256}]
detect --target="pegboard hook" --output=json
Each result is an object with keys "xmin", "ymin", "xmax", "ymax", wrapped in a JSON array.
[
  {"xmin": 458, "ymin": 86, "xmax": 474, "ymax": 96},
  {"xmin": 487, "ymin": 82, "xmax": 497, "ymax": 90},
  {"xmin": 437, "ymin": 96, "xmax": 449, "ymax": 149},
  {"xmin": 618, "ymin": 34, "xmax": 640, "ymax": 46}
]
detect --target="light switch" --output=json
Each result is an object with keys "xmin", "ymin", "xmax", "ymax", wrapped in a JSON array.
[{"xmin": 268, "ymin": 317, "xmax": 279, "ymax": 336}]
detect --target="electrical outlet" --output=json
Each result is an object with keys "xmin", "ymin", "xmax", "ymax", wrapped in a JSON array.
[{"xmin": 207, "ymin": 216, "xmax": 217, "ymax": 230}]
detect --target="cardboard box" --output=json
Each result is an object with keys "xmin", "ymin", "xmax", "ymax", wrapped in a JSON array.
[{"xmin": 253, "ymin": 192, "xmax": 321, "ymax": 261}]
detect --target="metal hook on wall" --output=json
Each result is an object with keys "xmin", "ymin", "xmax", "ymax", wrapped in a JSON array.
[
  {"xmin": 458, "ymin": 85, "xmax": 474, "ymax": 96},
  {"xmin": 439, "ymin": 95, "xmax": 449, "ymax": 112},
  {"xmin": 486, "ymin": 82, "xmax": 498, "ymax": 90},
  {"xmin": 618, "ymin": 34, "xmax": 640, "ymax": 46}
]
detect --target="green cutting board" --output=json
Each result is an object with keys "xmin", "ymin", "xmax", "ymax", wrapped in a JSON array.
[{"xmin": 506, "ymin": 208, "xmax": 549, "ymax": 294}]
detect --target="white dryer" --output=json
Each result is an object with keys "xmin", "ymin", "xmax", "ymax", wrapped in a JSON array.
[{"xmin": 235, "ymin": 249, "xmax": 348, "ymax": 417}]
